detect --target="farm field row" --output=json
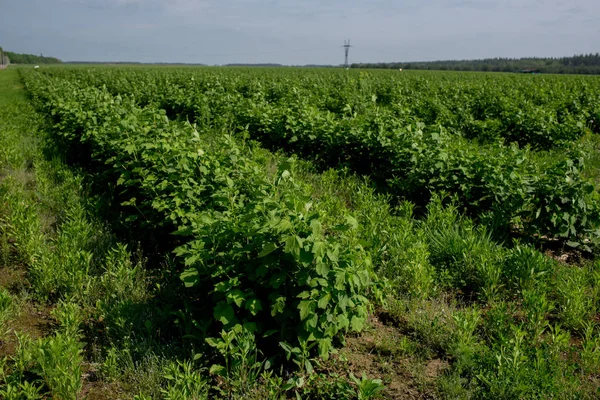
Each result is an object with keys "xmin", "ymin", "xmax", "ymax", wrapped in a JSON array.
[
  {"xmin": 30, "ymin": 67, "xmax": 600, "ymax": 244},
  {"xmin": 1, "ymin": 66, "xmax": 599, "ymax": 398}
]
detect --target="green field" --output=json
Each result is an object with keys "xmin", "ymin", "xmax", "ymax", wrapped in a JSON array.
[{"xmin": 1, "ymin": 65, "xmax": 600, "ymax": 399}]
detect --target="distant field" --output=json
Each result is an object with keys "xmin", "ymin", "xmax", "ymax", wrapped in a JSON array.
[{"xmin": 2, "ymin": 65, "xmax": 600, "ymax": 399}]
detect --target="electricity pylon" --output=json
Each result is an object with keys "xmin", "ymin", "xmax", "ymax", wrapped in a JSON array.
[{"xmin": 343, "ymin": 40, "xmax": 352, "ymax": 68}]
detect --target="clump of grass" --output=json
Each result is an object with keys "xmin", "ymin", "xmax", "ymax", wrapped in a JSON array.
[{"xmin": 0, "ymin": 288, "xmax": 14, "ymax": 338}]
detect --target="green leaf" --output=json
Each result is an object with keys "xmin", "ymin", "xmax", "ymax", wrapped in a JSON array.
[
  {"xmin": 312, "ymin": 241, "xmax": 327, "ymax": 259},
  {"xmin": 307, "ymin": 313, "xmax": 318, "ymax": 329},
  {"xmin": 316, "ymin": 261, "xmax": 330, "ymax": 277},
  {"xmin": 285, "ymin": 235, "xmax": 303, "ymax": 258},
  {"xmin": 215, "ymin": 280, "xmax": 234, "ymax": 293},
  {"xmin": 304, "ymin": 360, "xmax": 314, "ymax": 374},
  {"xmin": 297, "ymin": 291, "xmax": 311, "ymax": 299},
  {"xmin": 327, "ymin": 247, "xmax": 339, "ymax": 263},
  {"xmin": 180, "ymin": 268, "xmax": 199, "ymax": 288},
  {"xmin": 337, "ymin": 314, "xmax": 350, "ymax": 330},
  {"xmin": 310, "ymin": 219, "xmax": 322, "ymax": 236},
  {"xmin": 299, "ymin": 249, "xmax": 314, "ymax": 264},
  {"xmin": 209, "ymin": 364, "xmax": 226, "ymax": 377},
  {"xmin": 245, "ymin": 298, "xmax": 263, "ymax": 316},
  {"xmin": 317, "ymin": 293, "xmax": 331, "ymax": 309},
  {"xmin": 338, "ymin": 294, "xmax": 349, "ymax": 312},
  {"xmin": 227, "ymin": 289, "xmax": 246, "ymax": 307},
  {"xmin": 275, "ymin": 218, "xmax": 293, "ymax": 233},
  {"xmin": 263, "ymin": 329, "xmax": 279, "ymax": 338},
  {"xmin": 318, "ymin": 338, "xmax": 332, "ymax": 360},
  {"xmin": 333, "ymin": 216, "xmax": 359, "ymax": 232},
  {"xmin": 358, "ymin": 239, "xmax": 373, "ymax": 249},
  {"xmin": 298, "ymin": 300, "xmax": 312, "ymax": 321},
  {"xmin": 258, "ymin": 242, "xmax": 277, "ymax": 258},
  {"xmin": 350, "ymin": 316, "xmax": 365, "ymax": 332},
  {"xmin": 214, "ymin": 303, "xmax": 236, "ymax": 326},
  {"xmin": 172, "ymin": 226, "xmax": 194, "ymax": 236},
  {"xmin": 270, "ymin": 296, "xmax": 286, "ymax": 316},
  {"xmin": 345, "ymin": 215, "xmax": 358, "ymax": 230}
]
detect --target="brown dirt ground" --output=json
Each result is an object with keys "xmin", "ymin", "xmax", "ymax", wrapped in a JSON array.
[{"xmin": 341, "ymin": 315, "xmax": 446, "ymax": 399}]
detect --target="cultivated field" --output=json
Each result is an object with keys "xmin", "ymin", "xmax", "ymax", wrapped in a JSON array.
[{"xmin": 1, "ymin": 66, "xmax": 600, "ymax": 399}]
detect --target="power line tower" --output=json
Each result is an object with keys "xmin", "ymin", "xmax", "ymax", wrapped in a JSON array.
[{"xmin": 343, "ymin": 39, "xmax": 352, "ymax": 68}]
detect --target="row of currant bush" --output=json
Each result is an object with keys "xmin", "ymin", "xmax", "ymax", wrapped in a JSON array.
[
  {"xmin": 22, "ymin": 71, "xmax": 376, "ymax": 362},
  {"xmin": 23, "ymin": 69, "xmax": 594, "ymax": 342},
  {"xmin": 35, "ymin": 67, "xmax": 600, "ymax": 150},
  {"xmin": 231, "ymin": 99, "xmax": 600, "ymax": 244},
  {"xmin": 98, "ymin": 71, "xmax": 600, "ymax": 245},
  {"xmin": 34, "ymin": 67, "xmax": 600, "ymax": 245}
]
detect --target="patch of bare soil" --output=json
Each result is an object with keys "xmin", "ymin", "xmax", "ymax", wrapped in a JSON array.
[
  {"xmin": 0, "ymin": 262, "xmax": 27, "ymax": 292},
  {"xmin": 80, "ymin": 364, "xmax": 127, "ymax": 400},
  {"xmin": 341, "ymin": 315, "xmax": 442, "ymax": 399},
  {"xmin": 0, "ymin": 300, "xmax": 54, "ymax": 358},
  {"xmin": 0, "ymin": 239, "xmax": 54, "ymax": 358},
  {"xmin": 424, "ymin": 359, "xmax": 448, "ymax": 380}
]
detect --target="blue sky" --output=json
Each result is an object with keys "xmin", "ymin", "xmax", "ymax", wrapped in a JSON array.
[{"xmin": 1, "ymin": 0, "xmax": 598, "ymax": 64}]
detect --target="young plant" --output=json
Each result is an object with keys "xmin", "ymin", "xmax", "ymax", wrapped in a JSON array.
[{"xmin": 350, "ymin": 373, "xmax": 386, "ymax": 400}]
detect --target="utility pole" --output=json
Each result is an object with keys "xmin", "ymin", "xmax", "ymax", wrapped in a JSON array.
[{"xmin": 343, "ymin": 39, "xmax": 352, "ymax": 68}]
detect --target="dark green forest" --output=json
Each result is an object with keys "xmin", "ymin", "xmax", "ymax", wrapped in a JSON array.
[
  {"xmin": 3, "ymin": 50, "xmax": 62, "ymax": 64},
  {"xmin": 352, "ymin": 53, "xmax": 600, "ymax": 74}
]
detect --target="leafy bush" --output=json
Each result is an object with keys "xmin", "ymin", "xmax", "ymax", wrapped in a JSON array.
[{"xmin": 22, "ymin": 73, "xmax": 375, "ymax": 364}]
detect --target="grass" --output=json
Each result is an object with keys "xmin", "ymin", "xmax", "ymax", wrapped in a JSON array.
[{"xmin": 0, "ymin": 69, "xmax": 27, "ymax": 105}]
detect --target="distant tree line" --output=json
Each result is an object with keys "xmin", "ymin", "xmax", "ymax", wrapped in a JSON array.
[
  {"xmin": 65, "ymin": 61, "xmax": 143, "ymax": 64},
  {"xmin": 224, "ymin": 64, "xmax": 338, "ymax": 68},
  {"xmin": 351, "ymin": 53, "xmax": 600, "ymax": 74},
  {"xmin": 225, "ymin": 63, "xmax": 286, "ymax": 67},
  {"xmin": 4, "ymin": 51, "xmax": 62, "ymax": 64}
]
